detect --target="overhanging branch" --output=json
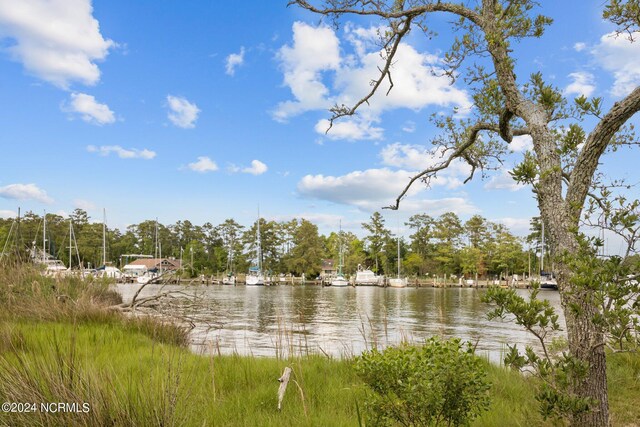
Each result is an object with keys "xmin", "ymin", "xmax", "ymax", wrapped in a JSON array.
[
  {"xmin": 566, "ymin": 86, "xmax": 640, "ymax": 217},
  {"xmin": 384, "ymin": 122, "xmax": 529, "ymax": 210}
]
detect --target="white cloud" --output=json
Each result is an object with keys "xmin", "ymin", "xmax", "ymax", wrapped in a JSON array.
[
  {"xmin": 510, "ymin": 135, "xmax": 533, "ymax": 153},
  {"xmin": 494, "ymin": 217, "xmax": 532, "ymax": 236},
  {"xmin": 166, "ymin": 95, "xmax": 200, "ymax": 128},
  {"xmin": 391, "ymin": 198, "xmax": 478, "ymax": 216},
  {"xmin": 73, "ymin": 199, "xmax": 95, "ymax": 211},
  {"xmin": 0, "ymin": 183, "xmax": 53, "ymax": 204},
  {"xmin": 272, "ymin": 212, "xmax": 346, "ymax": 230},
  {"xmin": 188, "ymin": 156, "xmax": 218, "ymax": 173},
  {"xmin": 273, "ymin": 22, "xmax": 341, "ymax": 122},
  {"xmin": 402, "ymin": 121, "xmax": 416, "ymax": 133},
  {"xmin": 0, "ymin": 210, "xmax": 17, "ymax": 218},
  {"xmin": 297, "ymin": 168, "xmax": 478, "ymax": 214},
  {"xmin": 242, "ymin": 160, "xmax": 268, "ymax": 175},
  {"xmin": 379, "ymin": 143, "xmax": 471, "ymax": 189},
  {"xmin": 298, "ymin": 168, "xmax": 418, "ymax": 209},
  {"xmin": 484, "ymin": 168, "xmax": 525, "ymax": 192},
  {"xmin": 273, "ymin": 22, "xmax": 471, "ymax": 138},
  {"xmin": 315, "ymin": 118, "xmax": 383, "ymax": 141},
  {"xmin": 228, "ymin": 160, "xmax": 268, "ymax": 175},
  {"xmin": 593, "ymin": 31, "xmax": 640, "ymax": 97},
  {"xmin": 564, "ymin": 71, "xmax": 596, "ymax": 98},
  {"xmin": 573, "ymin": 42, "xmax": 586, "ymax": 52},
  {"xmin": 0, "ymin": 0, "xmax": 114, "ymax": 88},
  {"xmin": 86, "ymin": 145, "xmax": 156, "ymax": 159},
  {"xmin": 225, "ymin": 46, "xmax": 245, "ymax": 76},
  {"xmin": 63, "ymin": 92, "xmax": 115, "ymax": 125}
]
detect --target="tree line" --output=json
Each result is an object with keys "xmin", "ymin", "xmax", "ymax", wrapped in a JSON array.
[{"xmin": 0, "ymin": 209, "xmax": 551, "ymax": 279}]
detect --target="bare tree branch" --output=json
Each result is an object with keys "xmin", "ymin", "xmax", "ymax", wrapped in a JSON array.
[
  {"xmin": 566, "ymin": 86, "xmax": 640, "ymax": 217},
  {"xmin": 327, "ymin": 16, "xmax": 412, "ymax": 130},
  {"xmin": 384, "ymin": 122, "xmax": 530, "ymax": 210}
]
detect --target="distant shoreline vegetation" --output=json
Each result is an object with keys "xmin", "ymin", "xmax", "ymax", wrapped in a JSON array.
[{"xmin": 1, "ymin": 209, "xmax": 564, "ymax": 279}]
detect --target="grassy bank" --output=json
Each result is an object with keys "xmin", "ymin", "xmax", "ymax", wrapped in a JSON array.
[{"xmin": 0, "ymin": 266, "xmax": 638, "ymax": 426}]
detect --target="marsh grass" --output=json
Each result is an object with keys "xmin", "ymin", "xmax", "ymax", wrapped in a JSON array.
[
  {"xmin": 0, "ymin": 321, "xmax": 367, "ymax": 426},
  {"xmin": 607, "ymin": 351, "xmax": 640, "ymax": 426},
  {"xmin": 0, "ymin": 265, "xmax": 189, "ymax": 347},
  {"xmin": 1, "ymin": 265, "xmax": 639, "ymax": 426}
]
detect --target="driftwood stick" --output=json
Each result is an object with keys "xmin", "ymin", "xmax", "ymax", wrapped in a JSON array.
[{"xmin": 277, "ymin": 367, "xmax": 292, "ymax": 411}]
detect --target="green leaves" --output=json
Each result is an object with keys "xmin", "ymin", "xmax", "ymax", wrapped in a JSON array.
[
  {"xmin": 574, "ymin": 95, "xmax": 603, "ymax": 118},
  {"xmin": 483, "ymin": 284, "xmax": 599, "ymax": 421},
  {"xmin": 355, "ymin": 338, "xmax": 491, "ymax": 426},
  {"xmin": 603, "ymin": 0, "xmax": 640, "ymax": 38}
]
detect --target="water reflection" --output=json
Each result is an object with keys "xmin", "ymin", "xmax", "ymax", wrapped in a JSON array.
[{"xmin": 116, "ymin": 284, "xmax": 565, "ymax": 363}]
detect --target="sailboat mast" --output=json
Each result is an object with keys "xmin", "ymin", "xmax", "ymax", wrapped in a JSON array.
[
  {"xmin": 540, "ymin": 221, "xmax": 545, "ymax": 273},
  {"xmin": 257, "ymin": 207, "xmax": 262, "ymax": 271},
  {"xmin": 338, "ymin": 220, "xmax": 343, "ymax": 275},
  {"xmin": 154, "ymin": 218, "xmax": 159, "ymax": 259},
  {"xmin": 42, "ymin": 210, "xmax": 46, "ymax": 263},
  {"xmin": 69, "ymin": 219, "xmax": 72, "ymax": 269},
  {"xmin": 397, "ymin": 234, "xmax": 401, "ymax": 278},
  {"xmin": 102, "ymin": 208, "xmax": 107, "ymax": 266}
]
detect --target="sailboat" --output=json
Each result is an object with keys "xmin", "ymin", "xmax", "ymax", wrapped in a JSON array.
[
  {"xmin": 388, "ymin": 233, "xmax": 407, "ymax": 288},
  {"xmin": 331, "ymin": 221, "xmax": 349, "ymax": 287},
  {"xmin": 246, "ymin": 210, "xmax": 266, "ymax": 286},
  {"xmin": 95, "ymin": 209, "xmax": 122, "ymax": 279},
  {"xmin": 35, "ymin": 211, "xmax": 68, "ymax": 276},
  {"xmin": 66, "ymin": 217, "xmax": 84, "ymax": 277},
  {"xmin": 137, "ymin": 219, "xmax": 161, "ymax": 284},
  {"xmin": 539, "ymin": 221, "xmax": 557, "ymax": 290},
  {"xmin": 222, "ymin": 233, "xmax": 236, "ymax": 285}
]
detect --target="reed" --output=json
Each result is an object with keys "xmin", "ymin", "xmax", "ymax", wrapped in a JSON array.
[
  {"xmin": 1, "ymin": 265, "xmax": 639, "ymax": 425},
  {"xmin": 0, "ymin": 321, "xmax": 367, "ymax": 426}
]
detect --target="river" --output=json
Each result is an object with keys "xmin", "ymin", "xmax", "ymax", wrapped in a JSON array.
[{"xmin": 116, "ymin": 284, "xmax": 565, "ymax": 363}]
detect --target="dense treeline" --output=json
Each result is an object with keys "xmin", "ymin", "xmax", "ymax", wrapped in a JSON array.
[{"xmin": 0, "ymin": 209, "xmax": 545, "ymax": 279}]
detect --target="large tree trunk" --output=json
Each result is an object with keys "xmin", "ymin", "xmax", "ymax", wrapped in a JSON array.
[
  {"xmin": 547, "ymin": 210, "xmax": 610, "ymax": 426},
  {"xmin": 535, "ymin": 120, "xmax": 610, "ymax": 426},
  {"xmin": 557, "ymin": 260, "xmax": 610, "ymax": 426}
]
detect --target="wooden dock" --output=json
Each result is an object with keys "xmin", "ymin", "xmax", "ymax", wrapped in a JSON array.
[{"xmin": 118, "ymin": 274, "xmax": 534, "ymax": 289}]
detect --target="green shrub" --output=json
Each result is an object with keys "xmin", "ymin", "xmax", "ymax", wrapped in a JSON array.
[{"xmin": 355, "ymin": 337, "xmax": 491, "ymax": 426}]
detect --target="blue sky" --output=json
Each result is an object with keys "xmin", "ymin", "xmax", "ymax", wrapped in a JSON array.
[{"xmin": 0, "ymin": 1, "xmax": 638, "ymax": 248}]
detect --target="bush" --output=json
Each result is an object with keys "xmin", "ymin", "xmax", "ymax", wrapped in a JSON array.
[{"xmin": 355, "ymin": 337, "xmax": 491, "ymax": 426}]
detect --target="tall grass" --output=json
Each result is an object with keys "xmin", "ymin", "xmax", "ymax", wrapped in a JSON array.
[
  {"xmin": 1, "ymin": 265, "xmax": 639, "ymax": 426},
  {"xmin": 0, "ymin": 264, "xmax": 189, "ymax": 346},
  {"xmin": 0, "ymin": 321, "xmax": 367, "ymax": 426}
]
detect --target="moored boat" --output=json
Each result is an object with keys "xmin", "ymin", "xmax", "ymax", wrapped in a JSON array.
[
  {"xmin": 246, "ymin": 209, "xmax": 265, "ymax": 286},
  {"xmin": 354, "ymin": 264, "xmax": 383, "ymax": 286},
  {"xmin": 388, "ymin": 232, "xmax": 407, "ymax": 288},
  {"xmin": 331, "ymin": 221, "xmax": 350, "ymax": 287}
]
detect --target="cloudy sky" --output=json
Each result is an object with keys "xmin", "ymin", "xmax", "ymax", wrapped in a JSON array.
[{"xmin": 0, "ymin": 1, "xmax": 638, "ymax": 249}]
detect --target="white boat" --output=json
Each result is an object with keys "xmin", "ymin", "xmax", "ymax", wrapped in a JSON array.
[
  {"xmin": 331, "ymin": 221, "xmax": 349, "ymax": 287},
  {"xmin": 136, "ymin": 269, "xmax": 159, "ymax": 284},
  {"xmin": 540, "ymin": 274, "xmax": 558, "ymax": 290},
  {"xmin": 538, "ymin": 222, "xmax": 557, "ymax": 290},
  {"xmin": 96, "ymin": 265, "xmax": 123, "ymax": 279},
  {"xmin": 95, "ymin": 209, "xmax": 122, "ymax": 279},
  {"xmin": 246, "ymin": 267, "xmax": 265, "ymax": 286},
  {"xmin": 354, "ymin": 264, "xmax": 383, "ymax": 286},
  {"xmin": 43, "ymin": 258, "xmax": 68, "ymax": 276},
  {"xmin": 32, "ymin": 211, "xmax": 68, "ymax": 277},
  {"xmin": 388, "ymin": 233, "xmax": 407, "ymax": 288},
  {"xmin": 222, "ymin": 233, "xmax": 236, "ymax": 285},
  {"xmin": 246, "ymin": 210, "xmax": 265, "ymax": 286}
]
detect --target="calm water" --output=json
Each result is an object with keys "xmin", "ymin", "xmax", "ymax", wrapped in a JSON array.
[{"xmin": 116, "ymin": 284, "xmax": 565, "ymax": 363}]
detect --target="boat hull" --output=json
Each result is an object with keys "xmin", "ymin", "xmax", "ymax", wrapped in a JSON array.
[
  {"xmin": 354, "ymin": 269, "xmax": 382, "ymax": 286},
  {"xmin": 388, "ymin": 278, "xmax": 408, "ymax": 288},
  {"xmin": 331, "ymin": 276, "xmax": 349, "ymax": 287},
  {"xmin": 246, "ymin": 274, "xmax": 265, "ymax": 286}
]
